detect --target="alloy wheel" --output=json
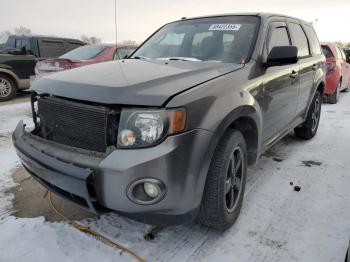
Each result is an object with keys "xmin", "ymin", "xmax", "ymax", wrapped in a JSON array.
[
  {"xmin": 0, "ymin": 77, "xmax": 11, "ymax": 98},
  {"xmin": 311, "ymin": 96, "xmax": 321, "ymax": 132},
  {"xmin": 225, "ymin": 146, "xmax": 244, "ymax": 213}
]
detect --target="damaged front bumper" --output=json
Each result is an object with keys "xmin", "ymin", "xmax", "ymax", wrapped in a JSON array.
[{"xmin": 12, "ymin": 121, "xmax": 215, "ymax": 225}]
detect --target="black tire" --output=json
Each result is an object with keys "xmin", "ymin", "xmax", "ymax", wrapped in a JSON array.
[
  {"xmin": 328, "ymin": 81, "xmax": 340, "ymax": 104},
  {"xmin": 343, "ymin": 81, "xmax": 350, "ymax": 93},
  {"xmin": 0, "ymin": 74, "xmax": 17, "ymax": 102},
  {"xmin": 197, "ymin": 129, "xmax": 247, "ymax": 230},
  {"xmin": 294, "ymin": 91, "xmax": 322, "ymax": 140}
]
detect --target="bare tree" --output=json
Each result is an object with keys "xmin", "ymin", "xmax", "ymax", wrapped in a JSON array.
[
  {"xmin": 0, "ymin": 30, "xmax": 11, "ymax": 44},
  {"xmin": 80, "ymin": 35, "xmax": 101, "ymax": 45},
  {"xmin": 122, "ymin": 40, "xmax": 137, "ymax": 46},
  {"xmin": 14, "ymin": 26, "xmax": 32, "ymax": 36}
]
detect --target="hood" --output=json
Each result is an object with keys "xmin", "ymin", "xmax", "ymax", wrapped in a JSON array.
[{"xmin": 32, "ymin": 59, "xmax": 244, "ymax": 106}]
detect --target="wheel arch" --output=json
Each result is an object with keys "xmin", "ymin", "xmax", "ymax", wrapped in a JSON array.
[{"xmin": 210, "ymin": 105, "xmax": 262, "ymax": 166}]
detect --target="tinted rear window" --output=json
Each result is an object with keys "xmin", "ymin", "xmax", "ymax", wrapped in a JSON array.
[
  {"xmin": 304, "ymin": 24, "xmax": 322, "ymax": 55},
  {"xmin": 39, "ymin": 40, "xmax": 66, "ymax": 58},
  {"xmin": 289, "ymin": 23, "xmax": 310, "ymax": 57},
  {"xmin": 60, "ymin": 45, "xmax": 106, "ymax": 60},
  {"xmin": 321, "ymin": 46, "xmax": 334, "ymax": 58},
  {"xmin": 66, "ymin": 42, "xmax": 85, "ymax": 52}
]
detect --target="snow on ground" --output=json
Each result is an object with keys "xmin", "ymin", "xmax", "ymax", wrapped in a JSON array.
[
  {"xmin": 0, "ymin": 101, "xmax": 32, "ymax": 134},
  {"xmin": 0, "ymin": 102, "xmax": 32, "ymax": 216},
  {"xmin": 0, "ymin": 94, "xmax": 350, "ymax": 262}
]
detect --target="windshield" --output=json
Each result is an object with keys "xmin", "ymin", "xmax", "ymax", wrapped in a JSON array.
[
  {"xmin": 132, "ymin": 16, "xmax": 259, "ymax": 64},
  {"xmin": 321, "ymin": 46, "xmax": 334, "ymax": 58},
  {"xmin": 60, "ymin": 45, "xmax": 106, "ymax": 60}
]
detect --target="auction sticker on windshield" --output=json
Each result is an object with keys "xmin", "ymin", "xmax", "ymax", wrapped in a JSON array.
[{"xmin": 209, "ymin": 24, "xmax": 242, "ymax": 31}]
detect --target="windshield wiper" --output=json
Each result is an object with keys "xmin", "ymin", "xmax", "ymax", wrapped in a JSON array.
[
  {"xmin": 132, "ymin": 56, "xmax": 150, "ymax": 60},
  {"xmin": 157, "ymin": 57, "xmax": 202, "ymax": 62}
]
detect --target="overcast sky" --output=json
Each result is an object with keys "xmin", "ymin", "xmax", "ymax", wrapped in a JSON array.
[{"xmin": 2, "ymin": 0, "xmax": 350, "ymax": 43}]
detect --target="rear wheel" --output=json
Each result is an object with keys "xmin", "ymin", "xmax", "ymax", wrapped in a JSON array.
[
  {"xmin": 343, "ymin": 80, "xmax": 350, "ymax": 93},
  {"xmin": 197, "ymin": 129, "xmax": 247, "ymax": 230},
  {"xmin": 0, "ymin": 74, "xmax": 17, "ymax": 102},
  {"xmin": 328, "ymin": 81, "xmax": 340, "ymax": 104},
  {"xmin": 295, "ymin": 91, "xmax": 322, "ymax": 140}
]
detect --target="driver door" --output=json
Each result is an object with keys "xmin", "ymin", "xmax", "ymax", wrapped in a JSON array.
[{"xmin": 259, "ymin": 21, "xmax": 299, "ymax": 143}]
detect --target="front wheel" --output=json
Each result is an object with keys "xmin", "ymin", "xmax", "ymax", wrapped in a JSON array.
[
  {"xmin": 294, "ymin": 91, "xmax": 322, "ymax": 140},
  {"xmin": 197, "ymin": 129, "xmax": 247, "ymax": 230}
]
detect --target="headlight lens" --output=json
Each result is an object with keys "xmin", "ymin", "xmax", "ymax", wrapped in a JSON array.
[{"xmin": 118, "ymin": 108, "xmax": 186, "ymax": 148}]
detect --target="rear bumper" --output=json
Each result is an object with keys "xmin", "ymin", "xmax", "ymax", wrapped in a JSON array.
[
  {"xmin": 13, "ymin": 121, "xmax": 215, "ymax": 225},
  {"xmin": 324, "ymin": 71, "xmax": 340, "ymax": 95}
]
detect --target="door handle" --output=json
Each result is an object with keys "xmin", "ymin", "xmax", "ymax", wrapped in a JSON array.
[
  {"xmin": 290, "ymin": 70, "xmax": 298, "ymax": 79},
  {"xmin": 312, "ymin": 64, "xmax": 318, "ymax": 71}
]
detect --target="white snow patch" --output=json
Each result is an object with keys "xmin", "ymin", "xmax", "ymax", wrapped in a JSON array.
[{"xmin": 0, "ymin": 101, "xmax": 32, "ymax": 134}]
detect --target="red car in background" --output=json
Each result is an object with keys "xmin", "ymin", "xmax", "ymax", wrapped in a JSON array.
[
  {"xmin": 34, "ymin": 44, "xmax": 136, "ymax": 77},
  {"xmin": 321, "ymin": 42, "xmax": 350, "ymax": 104}
]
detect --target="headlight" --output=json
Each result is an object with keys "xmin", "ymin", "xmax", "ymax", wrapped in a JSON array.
[{"xmin": 118, "ymin": 108, "xmax": 186, "ymax": 148}]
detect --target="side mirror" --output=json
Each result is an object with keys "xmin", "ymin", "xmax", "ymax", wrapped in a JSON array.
[{"xmin": 265, "ymin": 46, "xmax": 298, "ymax": 67}]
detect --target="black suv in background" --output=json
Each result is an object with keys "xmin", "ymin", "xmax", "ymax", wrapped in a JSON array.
[
  {"xmin": 13, "ymin": 13, "xmax": 325, "ymax": 230},
  {"xmin": 0, "ymin": 35, "xmax": 85, "ymax": 101}
]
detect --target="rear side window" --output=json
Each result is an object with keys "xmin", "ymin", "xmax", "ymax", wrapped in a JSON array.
[
  {"xmin": 304, "ymin": 25, "xmax": 322, "ymax": 55},
  {"xmin": 338, "ymin": 47, "xmax": 346, "ymax": 61},
  {"xmin": 39, "ymin": 40, "xmax": 66, "ymax": 58},
  {"xmin": 335, "ymin": 46, "xmax": 343, "ymax": 60},
  {"xmin": 289, "ymin": 23, "xmax": 310, "ymax": 58},
  {"xmin": 321, "ymin": 46, "xmax": 334, "ymax": 58},
  {"xmin": 267, "ymin": 22, "xmax": 291, "ymax": 53},
  {"xmin": 15, "ymin": 39, "xmax": 23, "ymax": 48},
  {"xmin": 60, "ymin": 45, "xmax": 106, "ymax": 60}
]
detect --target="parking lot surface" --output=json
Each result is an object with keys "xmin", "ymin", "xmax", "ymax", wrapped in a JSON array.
[{"xmin": 0, "ymin": 93, "xmax": 349, "ymax": 262}]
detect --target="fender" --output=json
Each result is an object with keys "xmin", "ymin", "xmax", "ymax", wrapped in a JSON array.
[
  {"xmin": 210, "ymin": 103, "xmax": 262, "ymax": 165},
  {"xmin": 303, "ymin": 67, "xmax": 325, "ymax": 120},
  {"xmin": 0, "ymin": 67, "xmax": 20, "ymax": 85},
  {"xmin": 0, "ymin": 68, "xmax": 30, "ymax": 89},
  {"xmin": 195, "ymin": 103, "xmax": 262, "ymax": 208}
]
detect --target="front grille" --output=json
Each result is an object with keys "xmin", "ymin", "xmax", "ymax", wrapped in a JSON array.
[{"xmin": 37, "ymin": 96, "xmax": 119, "ymax": 153}]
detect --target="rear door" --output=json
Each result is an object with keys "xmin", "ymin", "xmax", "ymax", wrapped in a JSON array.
[
  {"xmin": 260, "ymin": 21, "xmax": 299, "ymax": 142},
  {"xmin": 287, "ymin": 21, "xmax": 319, "ymax": 116}
]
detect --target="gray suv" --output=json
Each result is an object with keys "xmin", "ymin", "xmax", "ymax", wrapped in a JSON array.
[{"xmin": 13, "ymin": 13, "xmax": 325, "ymax": 230}]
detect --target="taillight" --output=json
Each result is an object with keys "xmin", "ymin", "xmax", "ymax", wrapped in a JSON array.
[
  {"xmin": 70, "ymin": 62, "xmax": 82, "ymax": 69},
  {"xmin": 55, "ymin": 61, "xmax": 71, "ymax": 70},
  {"xmin": 326, "ymin": 61, "xmax": 336, "ymax": 74}
]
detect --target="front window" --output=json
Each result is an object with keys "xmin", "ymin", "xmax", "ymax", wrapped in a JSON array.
[
  {"xmin": 60, "ymin": 45, "xmax": 106, "ymax": 60},
  {"xmin": 132, "ymin": 16, "xmax": 260, "ymax": 64},
  {"xmin": 115, "ymin": 47, "xmax": 136, "ymax": 59}
]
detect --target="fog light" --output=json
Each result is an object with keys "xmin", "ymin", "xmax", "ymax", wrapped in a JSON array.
[
  {"xmin": 127, "ymin": 178, "xmax": 166, "ymax": 205},
  {"xmin": 143, "ymin": 182, "xmax": 159, "ymax": 198}
]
